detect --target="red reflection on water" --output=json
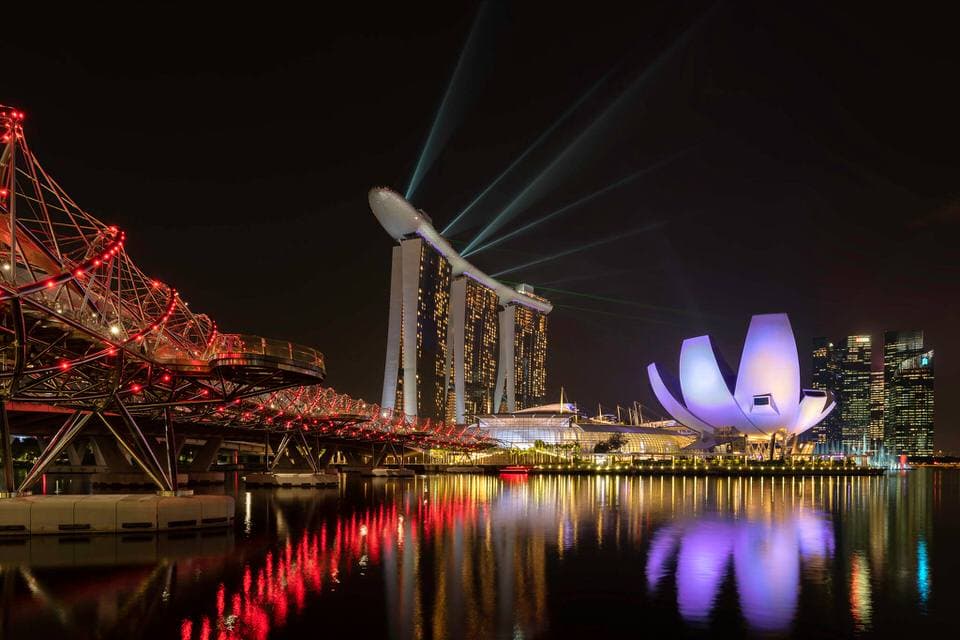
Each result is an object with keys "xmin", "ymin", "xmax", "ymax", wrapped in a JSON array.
[{"xmin": 179, "ymin": 491, "xmax": 491, "ymax": 639}]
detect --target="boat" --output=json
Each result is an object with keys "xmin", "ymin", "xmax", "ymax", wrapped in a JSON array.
[{"xmin": 499, "ymin": 465, "xmax": 532, "ymax": 474}]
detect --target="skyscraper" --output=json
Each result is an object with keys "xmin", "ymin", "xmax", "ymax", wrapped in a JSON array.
[
  {"xmin": 869, "ymin": 370, "xmax": 884, "ymax": 442},
  {"xmin": 494, "ymin": 285, "xmax": 549, "ymax": 412},
  {"xmin": 883, "ymin": 330, "xmax": 925, "ymax": 443},
  {"xmin": 373, "ymin": 187, "xmax": 552, "ymax": 423},
  {"xmin": 810, "ymin": 337, "xmax": 843, "ymax": 443},
  {"xmin": 884, "ymin": 330, "xmax": 934, "ymax": 456},
  {"xmin": 447, "ymin": 276, "xmax": 499, "ymax": 420},
  {"xmin": 382, "ymin": 235, "xmax": 451, "ymax": 420},
  {"xmin": 839, "ymin": 335, "xmax": 872, "ymax": 450}
]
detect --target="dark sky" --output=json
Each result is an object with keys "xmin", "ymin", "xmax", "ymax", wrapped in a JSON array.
[{"xmin": 3, "ymin": 3, "xmax": 958, "ymax": 449}]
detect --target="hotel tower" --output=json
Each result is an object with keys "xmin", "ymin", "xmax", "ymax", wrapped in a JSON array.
[{"xmin": 371, "ymin": 188, "xmax": 551, "ymax": 423}]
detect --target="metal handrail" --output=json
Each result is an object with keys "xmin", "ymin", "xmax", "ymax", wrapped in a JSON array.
[{"xmin": 207, "ymin": 333, "xmax": 325, "ymax": 370}]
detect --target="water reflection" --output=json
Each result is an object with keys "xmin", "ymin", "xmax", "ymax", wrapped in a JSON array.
[
  {"xmin": 647, "ymin": 511, "xmax": 834, "ymax": 631},
  {"xmin": 0, "ymin": 471, "xmax": 953, "ymax": 639}
]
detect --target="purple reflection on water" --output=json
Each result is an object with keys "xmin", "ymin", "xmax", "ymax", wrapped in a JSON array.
[
  {"xmin": 647, "ymin": 511, "xmax": 834, "ymax": 632},
  {"xmin": 677, "ymin": 522, "xmax": 734, "ymax": 622},
  {"xmin": 646, "ymin": 525, "xmax": 679, "ymax": 589},
  {"xmin": 734, "ymin": 520, "xmax": 802, "ymax": 632}
]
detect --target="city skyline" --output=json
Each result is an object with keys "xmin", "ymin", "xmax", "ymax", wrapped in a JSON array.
[
  {"xmin": 811, "ymin": 331, "xmax": 936, "ymax": 456},
  {"xmin": 1, "ymin": 4, "xmax": 956, "ymax": 448}
]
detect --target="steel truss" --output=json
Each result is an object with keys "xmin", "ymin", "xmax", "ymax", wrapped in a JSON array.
[{"xmin": 0, "ymin": 106, "xmax": 489, "ymax": 495}]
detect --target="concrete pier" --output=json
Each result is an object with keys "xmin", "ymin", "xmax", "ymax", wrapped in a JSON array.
[{"xmin": 0, "ymin": 494, "xmax": 235, "ymax": 535}]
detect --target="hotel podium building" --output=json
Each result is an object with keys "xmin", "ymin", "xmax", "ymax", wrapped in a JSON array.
[{"xmin": 371, "ymin": 187, "xmax": 551, "ymax": 423}]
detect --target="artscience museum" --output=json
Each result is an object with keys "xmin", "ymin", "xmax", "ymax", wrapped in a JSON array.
[{"xmin": 647, "ymin": 313, "xmax": 836, "ymax": 458}]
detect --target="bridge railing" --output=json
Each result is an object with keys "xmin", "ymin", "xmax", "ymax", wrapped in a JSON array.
[{"xmin": 207, "ymin": 333, "xmax": 325, "ymax": 371}]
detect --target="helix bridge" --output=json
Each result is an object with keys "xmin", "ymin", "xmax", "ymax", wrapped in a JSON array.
[{"xmin": 0, "ymin": 105, "xmax": 490, "ymax": 495}]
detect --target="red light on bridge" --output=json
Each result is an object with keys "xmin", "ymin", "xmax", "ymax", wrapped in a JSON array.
[{"xmin": 130, "ymin": 383, "xmax": 142, "ymax": 393}]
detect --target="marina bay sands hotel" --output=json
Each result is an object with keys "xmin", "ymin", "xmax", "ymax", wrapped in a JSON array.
[{"xmin": 370, "ymin": 188, "xmax": 551, "ymax": 424}]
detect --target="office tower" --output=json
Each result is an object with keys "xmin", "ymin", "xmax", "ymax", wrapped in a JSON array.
[
  {"xmin": 885, "ymin": 330, "xmax": 934, "ymax": 456},
  {"xmin": 870, "ymin": 370, "xmax": 884, "ymax": 442},
  {"xmin": 811, "ymin": 337, "xmax": 843, "ymax": 443},
  {"xmin": 883, "ymin": 330, "xmax": 925, "ymax": 443},
  {"xmin": 839, "ymin": 335, "xmax": 872, "ymax": 449}
]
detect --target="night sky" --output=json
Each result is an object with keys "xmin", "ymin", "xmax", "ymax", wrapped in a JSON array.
[{"xmin": 3, "ymin": 4, "xmax": 958, "ymax": 449}]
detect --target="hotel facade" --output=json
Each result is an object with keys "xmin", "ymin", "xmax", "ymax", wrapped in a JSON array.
[{"xmin": 371, "ymin": 188, "xmax": 551, "ymax": 424}]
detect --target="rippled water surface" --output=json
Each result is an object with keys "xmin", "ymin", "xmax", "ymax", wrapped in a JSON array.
[{"xmin": 1, "ymin": 470, "xmax": 956, "ymax": 638}]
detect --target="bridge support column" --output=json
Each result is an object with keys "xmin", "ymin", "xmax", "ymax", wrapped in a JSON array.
[
  {"xmin": 18, "ymin": 411, "xmax": 91, "ymax": 493},
  {"xmin": 318, "ymin": 446, "xmax": 337, "ymax": 468},
  {"xmin": 0, "ymin": 401, "xmax": 15, "ymax": 495},
  {"xmin": 372, "ymin": 444, "xmax": 390, "ymax": 467},
  {"xmin": 91, "ymin": 435, "xmax": 135, "ymax": 470},
  {"xmin": 187, "ymin": 436, "xmax": 223, "ymax": 472},
  {"xmin": 65, "ymin": 441, "xmax": 87, "ymax": 467},
  {"xmin": 271, "ymin": 432, "xmax": 319, "ymax": 473},
  {"xmin": 269, "ymin": 433, "xmax": 292, "ymax": 472},
  {"xmin": 163, "ymin": 408, "xmax": 179, "ymax": 493},
  {"xmin": 296, "ymin": 431, "xmax": 319, "ymax": 474},
  {"xmin": 98, "ymin": 405, "xmax": 172, "ymax": 493}
]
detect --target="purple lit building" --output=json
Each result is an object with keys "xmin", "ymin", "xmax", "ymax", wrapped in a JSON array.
[{"xmin": 647, "ymin": 313, "xmax": 836, "ymax": 457}]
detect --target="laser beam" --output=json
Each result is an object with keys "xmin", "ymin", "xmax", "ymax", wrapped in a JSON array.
[
  {"xmin": 463, "ymin": 149, "xmax": 686, "ymax": 257},
  {"xmin": 405, "ymin": 5, "xmax": 492, "ymax": 201},
  {"xmin": 463, "ymin": 6, "xmax": 716, "ymax": 254},
  {"xmin": 505, "ymin": 282, "xmax": 712, "ymax": 319},
  {"xmin": 491, "ymin": 221, "xmax": 665, "ymax": 278},
  {"xmin": 440, "ymin": 69, "xmax": 615, "ymax": 235},
  {"xmin": 554, "ymin": 304, "xmax": 694, "ymax": 327}
]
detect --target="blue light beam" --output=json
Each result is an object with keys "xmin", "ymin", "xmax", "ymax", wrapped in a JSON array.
[
  {"xmin": 462, "ymin": 6, "xmax": 715, "ymax": 254},
  {"xmin": 440, "ymin": 70, "xmax": 615, "ymax": 235},
  {"xmin": 462, "ymin": 149, "xmax": 686, "ymax": 257},
  {"xmin": 491, "ymin": 221, "xmax": 665, "ymax": 278},
  {"xmin": 405, "ymin": 5, "xmax": 491, "ymax": 201}
]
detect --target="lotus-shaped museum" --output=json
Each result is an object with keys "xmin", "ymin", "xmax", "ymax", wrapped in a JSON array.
[{"xmin": 646, "ymin": 313, "xmax": 835, "ymax": 438}]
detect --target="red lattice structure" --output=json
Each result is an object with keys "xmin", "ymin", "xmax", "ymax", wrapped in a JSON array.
[{"xmin": 0, "ymin": 106, "xmax": 489, "ymax": 495}]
